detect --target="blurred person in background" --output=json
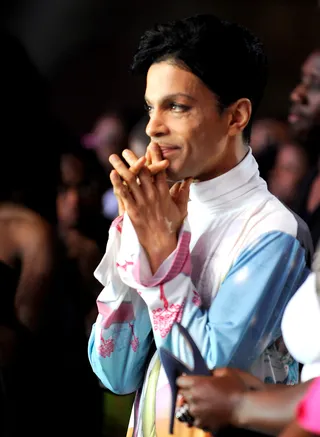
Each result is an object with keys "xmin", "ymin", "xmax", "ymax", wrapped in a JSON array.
[
  {"xmin": 82, "ymin": 110, "xmax": 131, "ymax": 220},
  {"xmin": 53, "ymin": 147, "xmax": 110, "ymax": 437},
  {"xmin": 251, "ymin": 118, "xmax": 290, "ymax": 156},
  {"xmin": 56, "ymin": 147, "xmax": 111, "ymax": 334},
  {"xmin": 268, "ymin": 142, "xmax": 308, "ymax": 209},
  {"xmin": 82, "ymin": 110, "xmax": 129, "ymax": 172},
  {"xmin": 289, "ymin": 49, "xmax": 320, "ymax": 248},
  {"xmin": 250, "ymin": 117, "xmax": 291, "ymax": 181},
  {"xmin": 0, "ymin": 205, "xmax": 55, "ymax": 437},
  {"xmin": 128, "ymin": 115, "xmax": 150, "ymax": 158}
]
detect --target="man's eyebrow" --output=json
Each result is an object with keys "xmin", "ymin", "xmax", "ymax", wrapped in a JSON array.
[{"xmin": 144, "ymin": 93, "xmax": 197, "ymax": 103}]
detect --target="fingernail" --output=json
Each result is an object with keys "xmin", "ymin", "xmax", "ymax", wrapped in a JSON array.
[{"xmin": 109, "ymin": 154, "xmax": 119, "ymax": 162}]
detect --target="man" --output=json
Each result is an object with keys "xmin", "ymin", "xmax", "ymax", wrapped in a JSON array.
[
  {"xmin": 88, "ymin": 14, "xmax": 312, "ymax": 437},
  {"xmin": 290, "ymin": 49, "xmax": 320, "ymax": 248}
]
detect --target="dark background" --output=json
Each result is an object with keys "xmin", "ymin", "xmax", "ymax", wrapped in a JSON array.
[{"xmin": 1, "ymin": 0, "xmax": 320, "ymax": 137}]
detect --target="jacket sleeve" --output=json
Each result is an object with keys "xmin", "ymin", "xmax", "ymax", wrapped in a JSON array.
[{"xmin": 88, "ymin": 216, "xmax": 153, "ymax": 394}]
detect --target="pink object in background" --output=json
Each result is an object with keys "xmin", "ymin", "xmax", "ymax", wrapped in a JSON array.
[
  {"xmin": 81, "ymin": 133, "xmax": 99, "ymax": 149},
  {"xmin": 297, "ymin": 377, "xmax": 320, "ymax": 434}
]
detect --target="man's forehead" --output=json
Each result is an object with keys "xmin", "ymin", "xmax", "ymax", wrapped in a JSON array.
[
  {"xmin": 144, "ymin": 92, "xmax": 196, "ymax": 103},
  {"xmin": 145, "ymin": 62, "xmax": 200, "ymax": 100}
]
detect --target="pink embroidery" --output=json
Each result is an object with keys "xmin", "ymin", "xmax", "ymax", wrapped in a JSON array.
[
  {"xmin": 97, "ymin": 302, "xmax": 135, "ymax": 329},
  {"xmin": 98, "ymin": 334, "xmax": 115, "ymax": 358},
  {"xmin": 177, "ymin": 299, "xmax": 186, "ymax": 323},
  {"xmin": 152, "ymin": 284, "xmax": 184, "ymax": 338},
  {"xmin": 111, "ymin": 215, "xmax": 123, "ymax": 233},
  {"xmin": 192, "ymin": 290, "xmax": 201, "ymax": 307},
  {"xmin": 129, "ymin": 322, "xmax": 139, "ymax": 352},
  {"xmin": 116, "ymin": 260, "xmax": 134, "ymax": 271}
]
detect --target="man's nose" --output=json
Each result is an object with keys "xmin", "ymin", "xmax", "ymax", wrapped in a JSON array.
[
  {"xmin": 146, "ymin": 110, "xmax": 170, "ymax": 138},
  {"xmin": 290, "ymin": 82, "xmax": 308, "ymax": 105}
]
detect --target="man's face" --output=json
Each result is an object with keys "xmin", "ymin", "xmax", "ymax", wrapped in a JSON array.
[
  {"xmin": 145, "ymin": 61, "xmax": 231, "ymax": 182},
  {"xmin": 288, "ymin": 51, "xmax": 320, "ymax": 139},
  {"xmin": 268, "ymin": 144, "xmax": 307, "ymax": 203}
]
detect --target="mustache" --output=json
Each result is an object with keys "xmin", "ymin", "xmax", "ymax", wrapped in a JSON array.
[{"xmin": 289, "ymin": 105, "xmax": 308, "ymax": 118}]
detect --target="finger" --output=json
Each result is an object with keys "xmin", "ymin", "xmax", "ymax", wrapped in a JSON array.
[
  {"xmin": 145, "ymin": 145, "xmax": 152, "ymax": 166},
  {"xmin": 109, "ymin": 154, "xmax": 143, "ymax": 203},
  {"xmin": 118, "ymin": 198, "xmax": 125, "ymax": 216},
  {"xmin": 177, "ymin": 393, "xmax": 186, "ymax": 407},
  {"xmin": 130, "ymin": 156, "xmax": 147, "ymax": 178},
  {"xmin": 138, "ymin": 166, "xmax": 156, "ymax": 199},
  {"xmin": 148, "ymin": 160, "xmax": 169, "ymax": 175},
  {"xmin": 175, "ymin": 178, "xmax": 193, "ymax": 210},
  {"xmin": 121, "ymin": 151, "xmax": 146, "ymax": 176},
  {"xmin": 176, "ymin": 376, "xmax": 196, "ymax": 389},
  {"xmin": 146, "ymin": 143, "xmax": 169, "ymax": 175},
  {"xmin": 110, "ymin": 170, "xmax": 135, "ymax": 208},
  {"xmin": 182, "ymin": 390, "xmax": 195, "ymax": 404},
  {"xmin": 148, "ymin": 142, "xmax": 163, "ymax": 163},
  {"xmin": 122, "ymin": 148, "xmax": 168, "ymax": 176},
  {"xmin": 170, "ymin": 182, "xmax": 182, "ymax": 200},
  {"xmin": 155, "ymin": 170, "xmax": 170, "ymax": 196},
  {"xmin": 212, "ymin": 368, "xmax": 229, "ymax": 377},
  {"xmin": 122, "ymin": 149, "xmax": 145, "ymax": 168}
]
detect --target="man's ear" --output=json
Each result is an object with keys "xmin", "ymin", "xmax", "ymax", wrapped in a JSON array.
[{"xmin": 228, "ymin": 98, "xmax": 252, "ymax": 137}]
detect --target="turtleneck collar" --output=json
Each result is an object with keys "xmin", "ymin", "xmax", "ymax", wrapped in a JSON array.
[{"xmin": 189, "ymin": 148, "xmax": 266, "ymax": 207}]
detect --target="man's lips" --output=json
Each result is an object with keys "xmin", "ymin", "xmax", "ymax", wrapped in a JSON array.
[
  {"xmin": 288, "ymin": 113, "xmax": 301, "ymax": 124},
  {"xmin": 288, "ymin": 108, "xmax": 307, "ymax": 124},
  {"xmin": 157, "ymin": 143, "xmax": 181, "ymax": 158}
]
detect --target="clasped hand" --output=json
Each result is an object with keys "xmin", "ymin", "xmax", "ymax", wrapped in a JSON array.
[{"xmin": 109, "ymin": 143, "xmax": 192, "ymax": 273}]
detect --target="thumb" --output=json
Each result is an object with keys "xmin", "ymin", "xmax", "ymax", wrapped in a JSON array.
[
  {"xmin": 118, "ymin": 198, "xmax": 125, "ymax": 216},
  {"xmin": 145, "ymin": 146, "xmax": 152, "ymax": 167},
  {"xmin": 175, "ymin": 178, "xmax": 192, "ymax": 211}
]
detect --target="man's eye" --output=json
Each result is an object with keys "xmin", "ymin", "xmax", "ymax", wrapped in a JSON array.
[
  {"xmin": 144, "ymin": 103, "xmax": 153, "ymax": 113},
  {"xmin": 170, "ymin": 103, "xmax": 189, "ymax": 112}
]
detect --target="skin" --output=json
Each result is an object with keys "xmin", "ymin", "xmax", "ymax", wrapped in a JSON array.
[
  {"xmin": 279, "ymin": 421, "xmax": 313, "ymax": 437},
  {"xmin": 268, "ymin": 143, "xmax": 308, "ymax": 204},
  {"xmin": 288, "ymin": 50, "xmax": 320, "ymax": 141},
  {"xmin": 0, "ymin": 204, "xmax": 55, "ymax": 365},
  {"xmin": 176, "ymin": 368, "xmax": 313, "ymax": 435},
  {"xmin": 109, "ymin": 60, "xmax": 251, "ymax": 273},
  {"xmin": 57, "ymin": 154, "xmax": 103, "ymax": 230}
]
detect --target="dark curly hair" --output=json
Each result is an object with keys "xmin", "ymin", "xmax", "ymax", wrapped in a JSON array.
[{"xmin": 131, "ymin": 14, "xmax": 268, "ymax": 143}]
